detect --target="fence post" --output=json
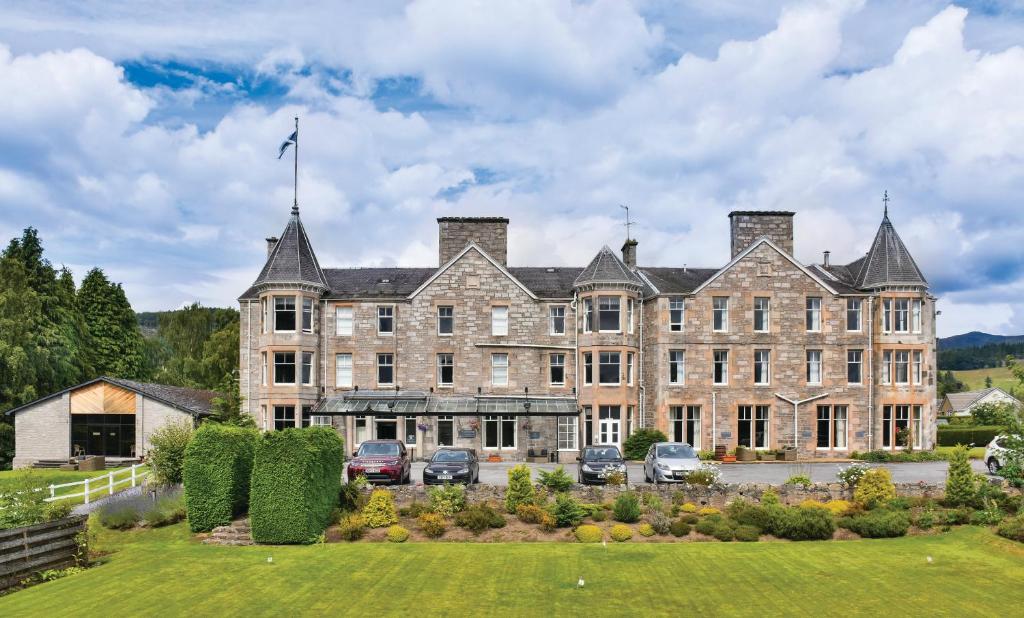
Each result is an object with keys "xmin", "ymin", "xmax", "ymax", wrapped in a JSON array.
[
  {"xmin": 84, "ymin": 478, "xmax": 90, "ymax": 505},
  {"xmin": 131, "ymin": 464, "xmax": 137, "ymax": 488},
  {"xmin": 108, "ymin": 471, "xmax": 114, "ymax": 495},
  {"xmin": 49, "ymin": 484, "xmax": 55, "ymax": 501}
]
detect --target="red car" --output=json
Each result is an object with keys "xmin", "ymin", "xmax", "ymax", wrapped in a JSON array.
[{"xmin": 346, "ymin": 440, "xmax": 411, "ymax": 485}]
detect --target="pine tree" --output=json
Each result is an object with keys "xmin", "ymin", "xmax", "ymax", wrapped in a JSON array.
[
  {"xmin": 944, "ymin": 445, "xmax": 977, "ymax": 507},
  {"xmin": 78, "ymin": 268, "xmax": 144, "ymax": 379},
  {"xmin": 0, "ymin": 256, "xmax": 45, "ymax": 411}
]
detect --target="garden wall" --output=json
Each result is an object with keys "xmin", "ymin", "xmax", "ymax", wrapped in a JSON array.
[
  {"xmin": 0, "ymin": 515, "xmax": 87, "ymax": 591},
  {"xmin": 376, "ymin": 481, "xmax": 1019, "ymax": 509}
]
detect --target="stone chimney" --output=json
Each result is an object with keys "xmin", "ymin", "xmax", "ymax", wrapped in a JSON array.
[
  {"xmin": 728, "ymin": 211, "xmax": 795, "ymax": 257},
  {"xmin": 438, "ymin": 217, "xmax": 509, "ymax": 266},
  {"xmin": 265, "ymin": 237, "xmax": 279, "ymax": 258},
  {"xmin": 621, "ymin": 238, "xmax": 638, "ymax": 268}
]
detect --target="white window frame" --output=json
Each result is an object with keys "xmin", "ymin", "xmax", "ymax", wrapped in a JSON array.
[
  {"xmin": 335, "ymin": 353, "xmax": 352, "ymax": 388},
  {"xmin": 261, "ymin": 298, "xmax": 269, "ymax": 334},
  {"xmin": 260, "ymin": 352, "xmax": 267, "ymax": 386},
  {"xmin": 882, "ymin": 298, "xmax": 892, "ymax": 333},
  {"xmin": 377, "ymin": 305, "xmax": 394, "ymax": 336},
  {"xmin": 273, "ymin": 351, "xmax": 296, "ymax": 385},
  {"xmin": 627, "ymin": 352, "xmax": 635, "ymax": 386},
  {"xmin": 301, "ymin": 297, "xmax": 313, "ymax": 334},
  {"xmin": 753, "ymin": 297, "xmax": 770, "ymax": 333},
  {"xmin": 816, "ymin": 404, "xmax": 848, "ymax": 451},
  {"xmin": 713, "ymin": 349, "xmax": 729, "ymax": 385},
  {"xmin": 669, "ymin": 297, "xmax": 685, "ymax": 332},
  {"xmin": 712, "ymin": 297, "xmax": 729, "ymax": 332},
  {"xmin": 549, "ymin": 305, "xmax": 566, "ymax": 335},
  {"xmin": 911, "ymin": 300, "xmax": 922, "ymax": 334},
  {"xmin": 483, "ymin": 415, "xmax": 516, "ymax": 450},
  {"xmin": 598, "ymin": 405, "xmax": 621, "ymax": 445},
  {"xmin": 335, "ymin": 305, "xmax": 353, "ymax": 336},
  {"xmin": 806, "ymin": 350, "xmax": 822, "ymax": 385},
  {"xmin": 912, "ymin": 350, "xmax": 922, "ymax": 385},
  {"xmin": 377, "ymin": 353, "xmax": 394, "ymax": 386},
  {"xmin": 301, "ymin": 351, "xmax": 314, "ymax": 386},
  {"xmin": 881, "ymin": 350, "xmax": 892, "ymax": 385},
  {"xmin": 437, "ymin": 305, "xmax": 454, "ymax": 336},
  {"xmin": 274, "ymin": 296, "xmax": 296, "ymax": 333},
  {"xmin": 557, "ymin": 416, "xmax": 578, "ymax": 451},
  {"xmin": 737, "ymin": 404, "xmax": 770, "ymax": 449},
  {"xmin": 436, "ymin": 415, "xmax": 455, "ymax": 447},
  {"xmin": 583, "ymin": 298, "xmax": 593, "ymax": 333},
  {"xmin": 754, "ymin": 349, "xmax": 770, "ymax": 385},
  {"xmin": 912, "ymin": 405, "xmax": 923, "ymax": 449},
  {"xmin": 893, "ymin": 299, "xmax": 910, "ymax": 333},
  {"xmin": 437, "ymin": 353, "xmax": 454, "ymax": 387},
  {"xmin": 491, "ymin": 353, "xmax": 509, "ymax": 386},
  {"xmin": 847, "ymin": 349, "xmax": 863, "ymax": 385},
  {"xmin": 806, "ymin": 297, "xmax": 821, "ymax": 332},
  {"xmin": 627, "ymin": 298, "xmax": 635, "ymax": 334},
  {"xmin": 669, "ymin": 350, "xmax": 685, "ymax": 385},
  {"xmin": 582, "ymin": 352, "xmax": 593, "ymax": 385},
  {"xmin": 273, "ymin": 404, "xmax": 295, "ymax": 431},
  {"xmin": 894, "ymin": 350, "xmax": 910, "ymax": 384},
  {"xmin": 549, "ymin": 353, "xmax": 565, "ymax": 386},
  {"xmin": 598, "ymin": 351, "xmax": 621, "ymax": 386},
  {"xmin": 598, "ymin": 296, "xmax": 621, "ymax": 333},
  {"xmin": 491, "ymin": 306, "xmax": 509, "ymax": 336},
  {"xmin": 846, "ymin": 298, "xmax": 862, "ymax": 332}
]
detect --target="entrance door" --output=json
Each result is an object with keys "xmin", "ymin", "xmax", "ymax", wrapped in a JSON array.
[
  {"xmin": 598, "ymin": 405, "xmax": 621, "ymax": 445},
  {"xmin": 376, "ymin": 420, "xmax": 397, "ymax": 440},
  {"xmin": 72, "ymin": 414, "xmax": 135, "ymax": 457}
]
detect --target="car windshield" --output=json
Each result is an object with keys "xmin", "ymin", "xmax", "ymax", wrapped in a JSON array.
[
  {"xmin": 358, "ymin": 443, "xmax": 400, "ymax": 457},
  {"xmin": 433, "ymin": 450, "xmax": 469, "ymax": 462},
  {"xmin": 583, "ymin": 447, "xmax": 620, "ymax": 460},
  {"xmin": 656, "ymin": 444, "xmax": 697, "ymax": 459}
]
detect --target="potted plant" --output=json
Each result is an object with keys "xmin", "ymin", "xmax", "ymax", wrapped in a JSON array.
[
  {"xmin": 736, "ymin": 445, "xmax": 756, "ymax": 462},
  {"xmin": 722, "ymin": 448, "xmax": 737, "ymax": 463},
  {"xmin": 776, "ymin": 446, "xmax": 797, "ymax": 461},
  {"xmin": 757, "ymin": 449, "xmax": 776, "ymax": 461}
]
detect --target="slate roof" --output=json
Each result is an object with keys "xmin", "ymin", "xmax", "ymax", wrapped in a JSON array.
[
  {"xmin": 574, "ymin": 246, "xmax": 643, "ymax": 288},
  {"xmin": 251, "ymin": 208, "xmax": 328, "ymax": 291},
  {"xmin": 322, "ymin": 268, "xmax": 436, "ymax": 299},
  {"xmin": 807, "ymin": 265, "xmax": 867, "ymax": 295},
  {"xmin": 941, "ymin": 388, "xmax": 1022, "ymax": 414},
  {"xmin": 4, "ymin": 376, "xmax": 219, "ymax": 417},
  {"xmin": 853, "ymin": 212, "xmax": 927, "ymax": 289},
  {"xmin": 508, "ymin": 267, "xmax": 583, "ymax": 298},
  {"xmin": 636, "ymin": 267, "xmax": 718, "ymax": 295}
]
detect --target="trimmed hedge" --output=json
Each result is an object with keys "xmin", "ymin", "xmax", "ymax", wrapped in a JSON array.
[
  {"xmin": 183, "ymin": 424, "xmax": 258, "ymax": 532},
  {"xmin": 249, "ymin": 427, "xmax": 344, "ymax": 544},
  {"xmin": 936, "ymin": 425, "xmax": 1004, "ymax": 447}
]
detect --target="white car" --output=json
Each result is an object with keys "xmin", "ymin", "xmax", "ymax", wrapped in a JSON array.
[{"xmin": 984, "ymin": 435, "xmax": 1009, "ymax": 475}]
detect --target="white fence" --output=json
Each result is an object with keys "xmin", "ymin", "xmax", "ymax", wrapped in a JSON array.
[{"xmin": 44, "ymin": 464, "xmax": 150, "ymax": 505}]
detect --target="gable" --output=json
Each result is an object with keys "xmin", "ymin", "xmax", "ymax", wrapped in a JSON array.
[
  {"xmin": 692, "ymin": 239, "xmax": 839, "ymax": 296},
  {"xmin": 70, "ymin": 382, "xmax": 137, "ymax": 414},
  {"xmin": 408, "ymin": 243, "xmax": 538, "ymax": 301}
]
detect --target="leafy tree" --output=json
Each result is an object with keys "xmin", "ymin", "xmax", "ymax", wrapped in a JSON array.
[
  {"xmin": 207, "ymin": 374, "xmax": 256, "ymax": 428},
  {"xmin": 970, "ymin": 402, "xmax": 1020, "ymax": 427},
  {"xmin": 622, "ymin": 428, "xmax": 668, "ymax": 460},
  {"xmin": 147, "ymin": 304, "xmax": 239, "ymax": 389},
  {"xmin": 985, "ymin": 376, "xmax": 993, "ymax": 388},
  {"xmin": 78, "ymin": 268, "xmax": 144, "ymax": 379},
  {"xmin": 938, "ymin": 370, "xmax": 966, "ymax": 398},
  {"xmin": 0, "ymin": 256, "xmax": 45, "ymax": 411}
]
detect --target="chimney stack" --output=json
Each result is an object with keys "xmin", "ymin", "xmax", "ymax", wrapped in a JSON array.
[
  {"xmin": 621, "ymin": 238, "xmax": 638, "ymax": 268},
  {"xmin": 265, "ymin": 237, "xmax": 279, "ymax": 258},
  {"xmin": 727, "ymin": 211, "xmax": 795, "ymax": 257},
  {"xmin": 437, "ymin": 217, "xmax": 509, "ymax": 266},
  {"xmin": 823, "ymin": 250, "xmax": 831, "ymax": 267}
]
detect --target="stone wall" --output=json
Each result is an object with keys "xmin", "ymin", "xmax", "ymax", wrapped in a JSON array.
[
  {"xmin": 728, "ymin": 211, "xmax": 794, "ymax": 257},
  {"xmin": 438, "ymin": 217, "xmax": 509, "ymax": 267}
]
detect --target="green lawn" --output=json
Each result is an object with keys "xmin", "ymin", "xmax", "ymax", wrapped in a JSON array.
[
  {"xmin": 0, "ymin": 467, "xmax": 150, "ymax": 504},
  {"xmin": 953, "ymin": 366, "xmax": 1019, "ymax": 393},
  {"xmin": 936, "ymin": 446, "xmax": 986, "ymax": 460},
  {"xmin": 2, "ymin": 523, "xmax": 1023, "ymax": 616}
]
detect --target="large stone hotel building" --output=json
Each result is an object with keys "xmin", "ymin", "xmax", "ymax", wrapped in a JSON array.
[{"xmin": 239, "ymin": 205, "xmax": 936, "ymax": 461}]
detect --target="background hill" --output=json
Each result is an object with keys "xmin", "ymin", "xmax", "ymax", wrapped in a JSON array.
[{"xmin": 939, "ymin": 331, "xmax": 1024, "ymax": 350}]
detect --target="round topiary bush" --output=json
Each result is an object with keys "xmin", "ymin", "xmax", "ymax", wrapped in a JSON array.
[
  {"xmin": 670, "ymin": 520, "xmax": 691, "ymax": 537},
  {"xmin": 734, "ymin": 525, "xmax": 761, "ymax": 542},
  {"xmin": 610, "ymin": 524, "xmax": 633, "ymax": 542},
  {"xmin": 386, "ymin": 525, "xmax": 410, "ymax": 543},
  {"xmin": 575, "ymin": 524, "xmax": 604, "ymax": 543},
  {"xmin": 638, "ymin": 523, "xmax": 655, "ymax": 537}
]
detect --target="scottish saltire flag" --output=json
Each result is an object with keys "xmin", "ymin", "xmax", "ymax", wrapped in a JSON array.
[{"xmin": 277, "ymin": 131, "xmax": 297, "ymax": 159}]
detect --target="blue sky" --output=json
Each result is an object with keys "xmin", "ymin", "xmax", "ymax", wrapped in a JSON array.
[{"xmin": 1, "ymin": 0, "xmax": 1023, "ymax": 337}]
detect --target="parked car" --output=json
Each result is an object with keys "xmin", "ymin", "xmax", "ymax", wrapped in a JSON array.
[
  {"xmin": 985, "ymin": 435, "xmax": 1010, "ymax": 474},
  {"xmin": 577, "ymin": 445, "xmax": 627, "ymax": 485},
  {"xmin": 423, "ymin": 448, "xmax": 479, "ymax": 485},
  {"xmin": 643, "ymin": 442, "xmax": 701, "ymax": 483},
  {"xmin": 346, "ymin": 440, "xmax": 411, "ymax": 485}
]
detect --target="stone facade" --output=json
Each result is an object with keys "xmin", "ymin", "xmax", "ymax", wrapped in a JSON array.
[
  {"xmin": 11, "ymin": 394, "xmax": 71, "ymax": 468},
  {"xmin": 240, "ymin": 210, "xmax": 937, "ymax": 461}
]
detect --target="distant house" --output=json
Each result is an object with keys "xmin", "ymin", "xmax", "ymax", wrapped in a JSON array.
[
  {"xmin": 4, "ymin": 376, "xmax": 217, "ymax": 469},
  {"xmin": 939, "ymin": 387, "xmax": 1022, "ymax": 418}
]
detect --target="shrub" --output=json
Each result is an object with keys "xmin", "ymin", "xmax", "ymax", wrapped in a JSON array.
[
  {"xmin": 0, "ymin": 422, "xmax": 13, "ymax": 470},
  {"xmin": 97, "ymin": 501, "xmax": 142, "ymax": 530},
  {"xmin": 679, "ymin": 513, "xmax": 699, "ymax": 525},
  {"xmin": 418, "ymin": 513, "xmax": 447, "ymax": 538},
  {"xmin": 148, "ymin": 419, "xmax": 193, "ymax": 485},
  {"xmin": 681, "ymin": 464, "xmax": 721, "ymax": 487},
  {"xmin": 591, "ymin": 509, "xmax": 608, "ymax": 523},
  {"xmin": 504, "ymin": 465, "xmax": 535, "ymax": 514},
  {"xmin": 623, "ymin": 429, "xmax": 668, "ymax": 460},
  {"xmin": 734, "ymin": 525, "xmax": 760, "ymax": 542},
  {"xmin": 516, "ymin": 503, "xmax": 547, "ymax": 525},
  {"xmin": 680, "ymin": 502, "xmax": 698, "ymax": 513},
  {"xmin": 363, "ymin": 489, "xmax": 399, "ymax": 528},
  {"xmin": 711, "ymin": 522, "xmax": 736, "ymax": 542},
  {"xmin": 780, "ymin": 507, "xmax": 835, "ymax": 541},
  {"xmin": 398, "ymin": 501, "xmax": 431, "ymax": 518},
  {"xmin": 943, "ymin": 507, "xmax": 972, "ymax": 526},
  {"xmin": 549, "ymin": 493, "xmax": 587, "ymax": 527},
  {"xmin": 944, "ymin": 445, "xmax": 977, "ymax": 507},
  {"xmin": 428, "ymin": 483, "xmax": 466, "ymax": 517},
  {"xmin": 250, "ymin": 427, "xmax": 345, "ymax": 544},
  {"xmin": 970, "ymin": 505, "xmax": 1005, "ymax": 526},
  {"xmin": 853, "ymin": 468, "xmax": 897, "ymax": 509},
  {"xmin": 730, "ymin": 502, "xmax": 786, "ymax": 535},
  {"xmin": 183, "ymin": 423, "xmax": 258, "ymax": 532},
  {"xmin": 339, "ymin": 479, "xmax": 367, "ymax": 512},
  {"xmin": 539, "ymin": 513, "xmax": 557, "ymax": 532},
  {"xmin": 799, "ymin": 499, "xmax": 828, "ymax": 511},
  {"xmin": 840, "ymin": 510, "xmax": 910, "ymax": 538},
  {"xmin": 836, "ymin": 462, "xmax": 871, "ymax": 488},
  {"xmin": 698, "ymin": 506, "xmax": 721, "ymax": 516},
  {"xmin": 604, "ymin": 471, "xmax": 626, "ymax": 486},
  {"xmin": 610, "ymin": 524, "xmax": 633, "ymax": 542},
  {"xmin": 997, "ymin": 515, "xmax": 1024, "ymax": 542},
  {"xmin": 638, "ymin": 523, "xmax": 655, "ymax": 537},
  {"xmin": 647, "ymin": 510, "xmax": 672, "ymax": 535},
  {"xmin": 0, "ymin": 472, "xmax": 49, "ymax": 530},
  {"xmin": 694, "ymin": 516, "xmax": 720, "ymax": 536},
  {"xmin": 914, "ymin": 508, "xmax": 937, "ymax": 530},
  {"xmin": 43, "ymin": 501, "xmax": 73, "ymax": 522},
  {"xmin": 613, "ymin": 492, "xmax": 642, "ymax": 523},
  {"xmin": 670, "ymin": 520, "xmax": 691, "ymax": 537},
  {"xmin": 786, "ymin": 475, "xmax": 813, "ymax": 488},
  {"xmin": 642, "ymin": 493, "xmax": 663, "ymax": 512},
  {"xmin": 143, "ymin": 488, "xmax": 187, "ymax": 527},
  {"xmin": 538, "ymin": 466, "xmax": 574, "ymax": 492},
  {"xmin": 936, "ymin": 425, "xmax": 1005, "ymax": 447},
  {"xmin": 455, "ymin": 503, "xmax": 506, "ymax": 534},
  {"xmin": 386, "ymin": 525, "xmax": 410, "ymax": 543},
  {"xmin": 574, "ymin": 524, "xmax": 604, "ymax": 543},
  {"xmin": 338, "ymin": 515, "xmax": 366, "ymax": 541},
  {"xmin": 824, "ymin": 500, "xmax": 852, "ymax": 516}
]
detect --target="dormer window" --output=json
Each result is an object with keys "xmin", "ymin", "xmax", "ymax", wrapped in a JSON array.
[
  {"xmin": 378, "ymin": 278, "xmax": 391, "ymax": 284},
  {"xmin": 274, "ymin": 297, "xmax": 296, "ymax": 332}
]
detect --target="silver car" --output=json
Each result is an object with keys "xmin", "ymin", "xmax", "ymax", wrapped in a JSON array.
[
  {"xmin": 643, "ymin": 442, "xmax": 702, "ymax": 483},
  {"xmin": 985, "ymin": 435, "xmax": 1009, "ymax": 474}
]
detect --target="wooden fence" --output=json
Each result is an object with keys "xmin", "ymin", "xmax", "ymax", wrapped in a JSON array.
[{"xmin": 0, "ymin": 516, "xmax": 88, "ymax": 591}]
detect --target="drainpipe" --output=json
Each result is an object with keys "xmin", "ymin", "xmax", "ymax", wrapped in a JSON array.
[
  {"xmin": 775, "ymin": 392, "xmax": 829, "ymax": 450},
  {"xmin": 711, "ymin": 391, "xmax": 717, "ymax": 451},
  {"xmin": 246, "ymin": 300, "xmax": 252, "ymax": 417},
  {"xmin": 638, "ymin": 296, "xmax": 645, "ymax": 427},
  {"xmin": 867, "ymin": 296, "xmax": 875, "ymax": 451},
  {"xmin": 573, "ymin": 291, "xmax": 582, "ymax": 451}
]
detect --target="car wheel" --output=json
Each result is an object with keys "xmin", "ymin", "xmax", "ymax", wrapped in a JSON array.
[{"xmin": 988, "ymin": 458, "xmax": 1002, "ymax": 474}]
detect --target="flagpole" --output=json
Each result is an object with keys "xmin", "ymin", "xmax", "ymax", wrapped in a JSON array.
[{"xmin": 293, "ymin": 116, "xmax": 299, "ymax": 214}]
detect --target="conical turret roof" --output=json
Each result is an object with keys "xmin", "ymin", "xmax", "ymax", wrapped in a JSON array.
[
  {"xmin": 252, "ymin": 207, "xmax": 328, "ymax": 290},
  {"xmin": 574, "ymin": 246, "xmax": 643, "ymax": 288},
  {"xmin": 854, "ymin": 211, "xmax": 927, "ymax": 289}
]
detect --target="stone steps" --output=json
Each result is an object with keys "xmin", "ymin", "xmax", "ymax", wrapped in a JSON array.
[{"xmin": 203, "ymin": 518, "xmax": 253, "ymax": 546}]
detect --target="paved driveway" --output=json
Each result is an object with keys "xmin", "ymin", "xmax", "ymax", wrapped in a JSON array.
[{"xmin": 347, "ymin": 459, "xmax": 990, "ymax": 486}]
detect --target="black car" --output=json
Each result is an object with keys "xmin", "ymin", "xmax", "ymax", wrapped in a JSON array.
[
  {"xmin": 577, "ymin": 445, "xmax": 628, "ymax": 485},
  {"xmin": 423, "ymin": 448, "xmax": 479, "ymax": 485}
]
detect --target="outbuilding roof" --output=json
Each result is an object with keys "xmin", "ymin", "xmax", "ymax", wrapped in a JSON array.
[{"xmin": 4, "ymin": 376, "xmax": 219, "ymax": 417}]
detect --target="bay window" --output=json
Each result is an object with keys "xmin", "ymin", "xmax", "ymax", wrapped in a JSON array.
[
  {"xmin": 274, "ymin": 351, "xmax": 295, "ymax": 384},
  {"xmin": 301, "ymin": 351, "xmax": 313, "ymax": 385},
  {"xmin": 598, "ymin": 296, "xmax": 621, "ymax": 332},
  {"xmin": 582, "ymin": 352, "xmax": 593, "ymax": 385},
  {"xmin": 301, "ymin": 297, "xmax": 313, "ymax": 333},
  {"xmin": 274, "ymin": 296, "xmax": 296, "ymax": 332},
  {"xmin": 599, "ymin": 352, "xmax": 621, "ymax": 385},
  {"xmin": 273, "ymin": 405, "xmax": 295, "ymax": 431}
]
